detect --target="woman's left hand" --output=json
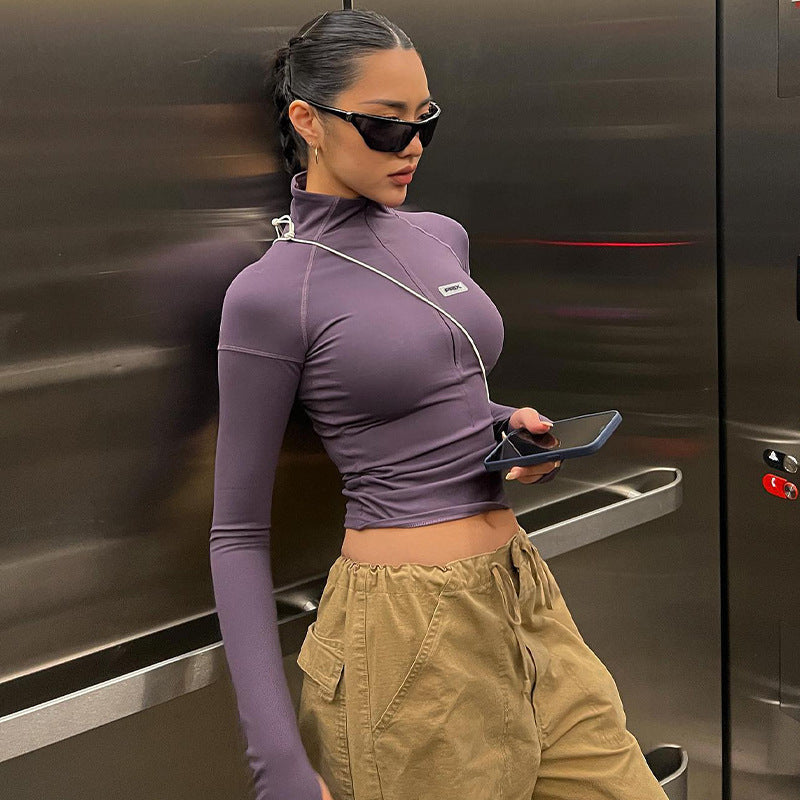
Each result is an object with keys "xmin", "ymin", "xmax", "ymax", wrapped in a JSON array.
[{"xmin": 503, "ymin": 407, "xmax": 563, "ymax": 484}]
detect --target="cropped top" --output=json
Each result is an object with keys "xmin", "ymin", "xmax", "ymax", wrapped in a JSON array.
[{"xmin": 209, "ymin": 169, "xmax": 518, "ymax": 800}]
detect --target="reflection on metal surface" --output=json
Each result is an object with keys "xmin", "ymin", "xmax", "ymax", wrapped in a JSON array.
[
  {"xmin": 0, "ymin": 346, "xmax": 181, "ymax": 393},
  {"xmin": 778, "ymin": 0, "xmax": 800, "ymax": 97},
  {"xmin": 727, "ymin": 419, "xmax": 800, "ymax": 446},
  {"xmin": 780, "ymin": 622, "xmax": 800, "ymax": 723},
  {"xmin": 518, "ymin": 468, "xmax": 682, "ymax": 559},
  {"xmin": 644, "ymin": 745, "xmax": 689, "ymax": 800},
  {"xmin": 725, "ymin": 0, "xmax": 800, "ymax": 790},
  {"xmin": 484, "ymin": 238, "xmax": 697, "ymax": 247},
  {"xmin": 0, "ymin": 573, "xmax": 328, "ymax": 762},
  {"xmin": 0, "ymin": 0, "xmax": 723, "ymax": 795},
  {"xmin": 0, "ymin": 642, "xmax": 226, "ymax": 764}
]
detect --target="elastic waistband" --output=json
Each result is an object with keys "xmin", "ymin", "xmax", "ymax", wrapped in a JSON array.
[{"xmin": 330, "ymin": 521, "xmax": 531, "ymax": 595}]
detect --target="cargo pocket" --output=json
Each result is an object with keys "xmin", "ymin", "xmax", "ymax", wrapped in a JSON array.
[{"xmin": 297, "ymin": 621, "xmax": 354, "ymax": 800}]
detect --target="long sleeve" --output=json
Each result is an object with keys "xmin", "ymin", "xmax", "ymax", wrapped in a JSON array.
[
  {"xmin": 210, "ymin": 344, "xmax": 321, "ymax": 799},
  {"xmin": 488, "ymin": 400, "xmax": 518, "ymax": 440}
]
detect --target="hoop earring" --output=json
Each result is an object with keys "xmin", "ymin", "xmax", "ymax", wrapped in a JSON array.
[{"xmin": 314, "ymin": 145, "xmax": 319, "ymax": 165}]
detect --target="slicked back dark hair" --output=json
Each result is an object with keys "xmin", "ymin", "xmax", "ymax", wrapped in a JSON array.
[{"xmin": 267, "ymin": 9, "xmax": 415, "ymax": 175}]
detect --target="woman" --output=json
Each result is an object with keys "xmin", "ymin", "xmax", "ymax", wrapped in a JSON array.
[{"xmin": 209, "ymin": 9, "xmax": 669, "ymax": 800}]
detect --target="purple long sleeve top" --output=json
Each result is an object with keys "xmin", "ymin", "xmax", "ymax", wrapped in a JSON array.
[{"xmin": 209, "ymin": 169, "xmax": 518, "ymax": 800}]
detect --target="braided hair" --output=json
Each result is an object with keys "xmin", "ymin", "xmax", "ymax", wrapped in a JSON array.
[{"xmin": 268, "ymin": 9, "xmax": 414, "ymax": 176}]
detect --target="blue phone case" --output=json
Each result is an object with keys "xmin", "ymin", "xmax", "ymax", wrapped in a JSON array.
[{"xmin": 483, "ymin": 410, "xmax": 622, "ymax": 472}]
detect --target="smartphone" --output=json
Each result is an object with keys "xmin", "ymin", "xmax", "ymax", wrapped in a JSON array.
[{"xmin": 483, "ymin": 410, "xmax": 622, "ymax": 472}]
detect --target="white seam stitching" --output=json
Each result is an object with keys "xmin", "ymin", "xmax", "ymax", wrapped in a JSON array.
[{"xmin": 390, "ymin": 210, "xmax": 468, "ymax": 273}]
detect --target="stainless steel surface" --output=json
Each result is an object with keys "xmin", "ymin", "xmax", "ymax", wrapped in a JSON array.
[
  {"xmin": 779, "ymin": 622, "xmax": 800, "ymax": 724},
  {"xmin": 0, "ymin": 678, "xmax": 256, "ymax": 800},
  {"xmin": 0, "ymin": 578, "xmax": 323, "ymax": 761},
  {"xmin": 0, "ymin": 2, "xmax": 329, "ymax": 796},
  {"xmin": 0, "ymin": 642, "xmax": 226, "ymax": 763},
  {"xmin": 724, "ymin": 0, "xmax": 800, "ymax": 797},
  {"xmin": 0, "ymin": 3, "xmax": 311, "ymax": 690},
  {"xmin": 778, "ymin": 0, "xmax": 800, "ymax": 97},
  {"xmin": 521, "ymin": 467, "xmax": 683, "ymax": 559},
  {"xmin": 1, "ymin": 0, "xmax": 725, "ymax": 797},
  {"xmin": 646, "ymin": 745, "xmax": 691, "ymax": 800}
]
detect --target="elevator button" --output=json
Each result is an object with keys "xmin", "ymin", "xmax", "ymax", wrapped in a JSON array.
[
  {"xmin": 763, "ymin": 449, "xmax": 799, "ymax": 474},
  {"xmin": 765, "ymin": 449, "xmax": 784, "ymax": 467},
  {"xmin": 764, "ymin": 473, "xmax": 788, "ymax": 497},
  {"xmin": 763, "ymin": 473, "xmax": 798, "ymax": 500}
]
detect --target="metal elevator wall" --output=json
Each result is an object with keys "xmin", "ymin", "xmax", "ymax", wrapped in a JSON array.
[
  {"xmin": 723, "ymin": 1, "xmax": 800, "ymax": 798},
  {"xmin": 0, "ymin": 1, "xmax": 724, "ymax": 798}
]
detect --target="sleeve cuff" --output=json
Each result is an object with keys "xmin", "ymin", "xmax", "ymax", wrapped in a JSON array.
[{"xmin": 488, "ymin": 401, "xmax": 518, "ymax": 442}]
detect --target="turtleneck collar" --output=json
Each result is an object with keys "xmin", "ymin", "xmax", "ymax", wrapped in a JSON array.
[{"xmin": 288, "ymin": 170, "xmax": 390, "ymax": 237}]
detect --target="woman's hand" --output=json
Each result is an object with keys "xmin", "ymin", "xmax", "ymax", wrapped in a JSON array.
[
  {"xmin": 315, "ymin": 773, "xmax": 336, "ymax": 800},
  {"xmin": 503, "ymin": 407, "xmax": 562, "ymax": 484}
]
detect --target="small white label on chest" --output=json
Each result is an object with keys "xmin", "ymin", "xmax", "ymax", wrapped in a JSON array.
[{"xmin": 437, "ymin": 280, "xmax": 468, "ymax": 297}]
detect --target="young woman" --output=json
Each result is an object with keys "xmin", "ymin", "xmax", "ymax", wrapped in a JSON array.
[{"xmin": 209, "ymin": 9, "xmax": 669, "ymax": 800}]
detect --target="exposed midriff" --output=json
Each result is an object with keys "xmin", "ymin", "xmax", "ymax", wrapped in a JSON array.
[{"xmin": 342, "ymin": 507, "xmax": 520, "ymax": 566}]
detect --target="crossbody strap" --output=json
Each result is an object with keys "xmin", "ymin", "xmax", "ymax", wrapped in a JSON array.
[{"xmin": 270, "ymin": 213, "xmax": 491, "ymax": 402}]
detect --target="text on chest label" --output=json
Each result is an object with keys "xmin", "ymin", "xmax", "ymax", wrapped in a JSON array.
[{"xmin": 437, "ymin": 281, "xmax": 469, "ymax": 297}]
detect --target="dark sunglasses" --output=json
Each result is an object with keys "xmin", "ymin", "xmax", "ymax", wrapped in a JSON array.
[
  {"xmin": 286, "ymin": 12, "xmax": 441, "ymax": 152},
  {"xmin": 289, "ymin": 91, "xmax": 441, "ymax": 152}
]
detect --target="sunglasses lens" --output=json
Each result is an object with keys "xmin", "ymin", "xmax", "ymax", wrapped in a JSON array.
[
  {"xmin": 354, "ymin": 119, "xmax": 411, "ymax": 152},
  {"xmin": 418, "ymin": 116, "xmax": 438, "ymax": 148},
  {"xmin": 354, "ymin": 110, "xmax": 440, "ymax": 152}
]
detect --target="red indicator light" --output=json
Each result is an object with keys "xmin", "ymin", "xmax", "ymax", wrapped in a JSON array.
[
  {"xmin": 483, "ymin": 238, "xmax": 696, "ymax": 248},
  {"xmin": 511, "ymin": 239, "xmax": 695, "ymax": 248}
]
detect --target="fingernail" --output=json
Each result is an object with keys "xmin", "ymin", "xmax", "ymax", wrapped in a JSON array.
[
  {"xmin": 505, "ymin": 470, "xmax": 518, "ymax": 480},
  {"xmin": 538, "ymin": 414, "xmax": 553, "ymax": 425}
]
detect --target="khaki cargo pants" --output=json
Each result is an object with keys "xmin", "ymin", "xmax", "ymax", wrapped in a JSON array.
[{"xmin": 296, "ymin": 522, "xmax": 669, "ymax": 800}]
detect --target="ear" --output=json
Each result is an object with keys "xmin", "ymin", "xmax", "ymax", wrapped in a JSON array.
[{"xmin": 287, "ymin": 100, "xmax": 323, "ymax": 147}]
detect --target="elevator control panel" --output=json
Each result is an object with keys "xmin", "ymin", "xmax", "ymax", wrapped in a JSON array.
[{"xmin": 763, "ymin": 448, "xmax": 799, "ymax": 499}]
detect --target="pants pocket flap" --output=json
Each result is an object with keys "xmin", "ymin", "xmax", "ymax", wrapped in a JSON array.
[{"xmin": 297, "ymin": 621, "xmax": 345, "ymax": 702}]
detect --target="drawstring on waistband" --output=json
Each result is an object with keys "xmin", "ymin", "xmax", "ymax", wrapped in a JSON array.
[
  {"xmin": 490, "ymin": 527, "xmax": 555, "ymax": 696},
  {"xmin": 491, "ymin": 527, "xmax": 554, "ymax": 613}
]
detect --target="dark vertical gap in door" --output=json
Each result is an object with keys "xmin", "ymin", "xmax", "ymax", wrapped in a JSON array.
[{"xmin": 715, "ymin": 0, "xmax": 731, "ymax": 798}]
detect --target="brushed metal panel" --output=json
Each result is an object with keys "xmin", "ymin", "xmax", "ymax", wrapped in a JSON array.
[
  {"xmin": 0, "ymin": 0, "xmax": 336, "ymax": 792},
  {"xmin": 724, "ymin": 0, "xmax": 800, "ymax": 797},
  {"xmin": 780, "ymin": 621, "xmax": 800, "ymax": 723},
  {"xmin": 779, "ymin": 0, "xmax": 800, "ymax": 97},
  {"xmin": 0, "ymin": 678, "xmax": 255, "ymax": 800},
  {"xmin": 0, "ymin": 643, "xmax": 225, "ymax": 763},
  {"xmin": 523, "ymin": 468, "xmax": 683, "ymax": 559},
  {"xmin": 1, "ymin": 1, "xmax": 721, "ymax": 798}
]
